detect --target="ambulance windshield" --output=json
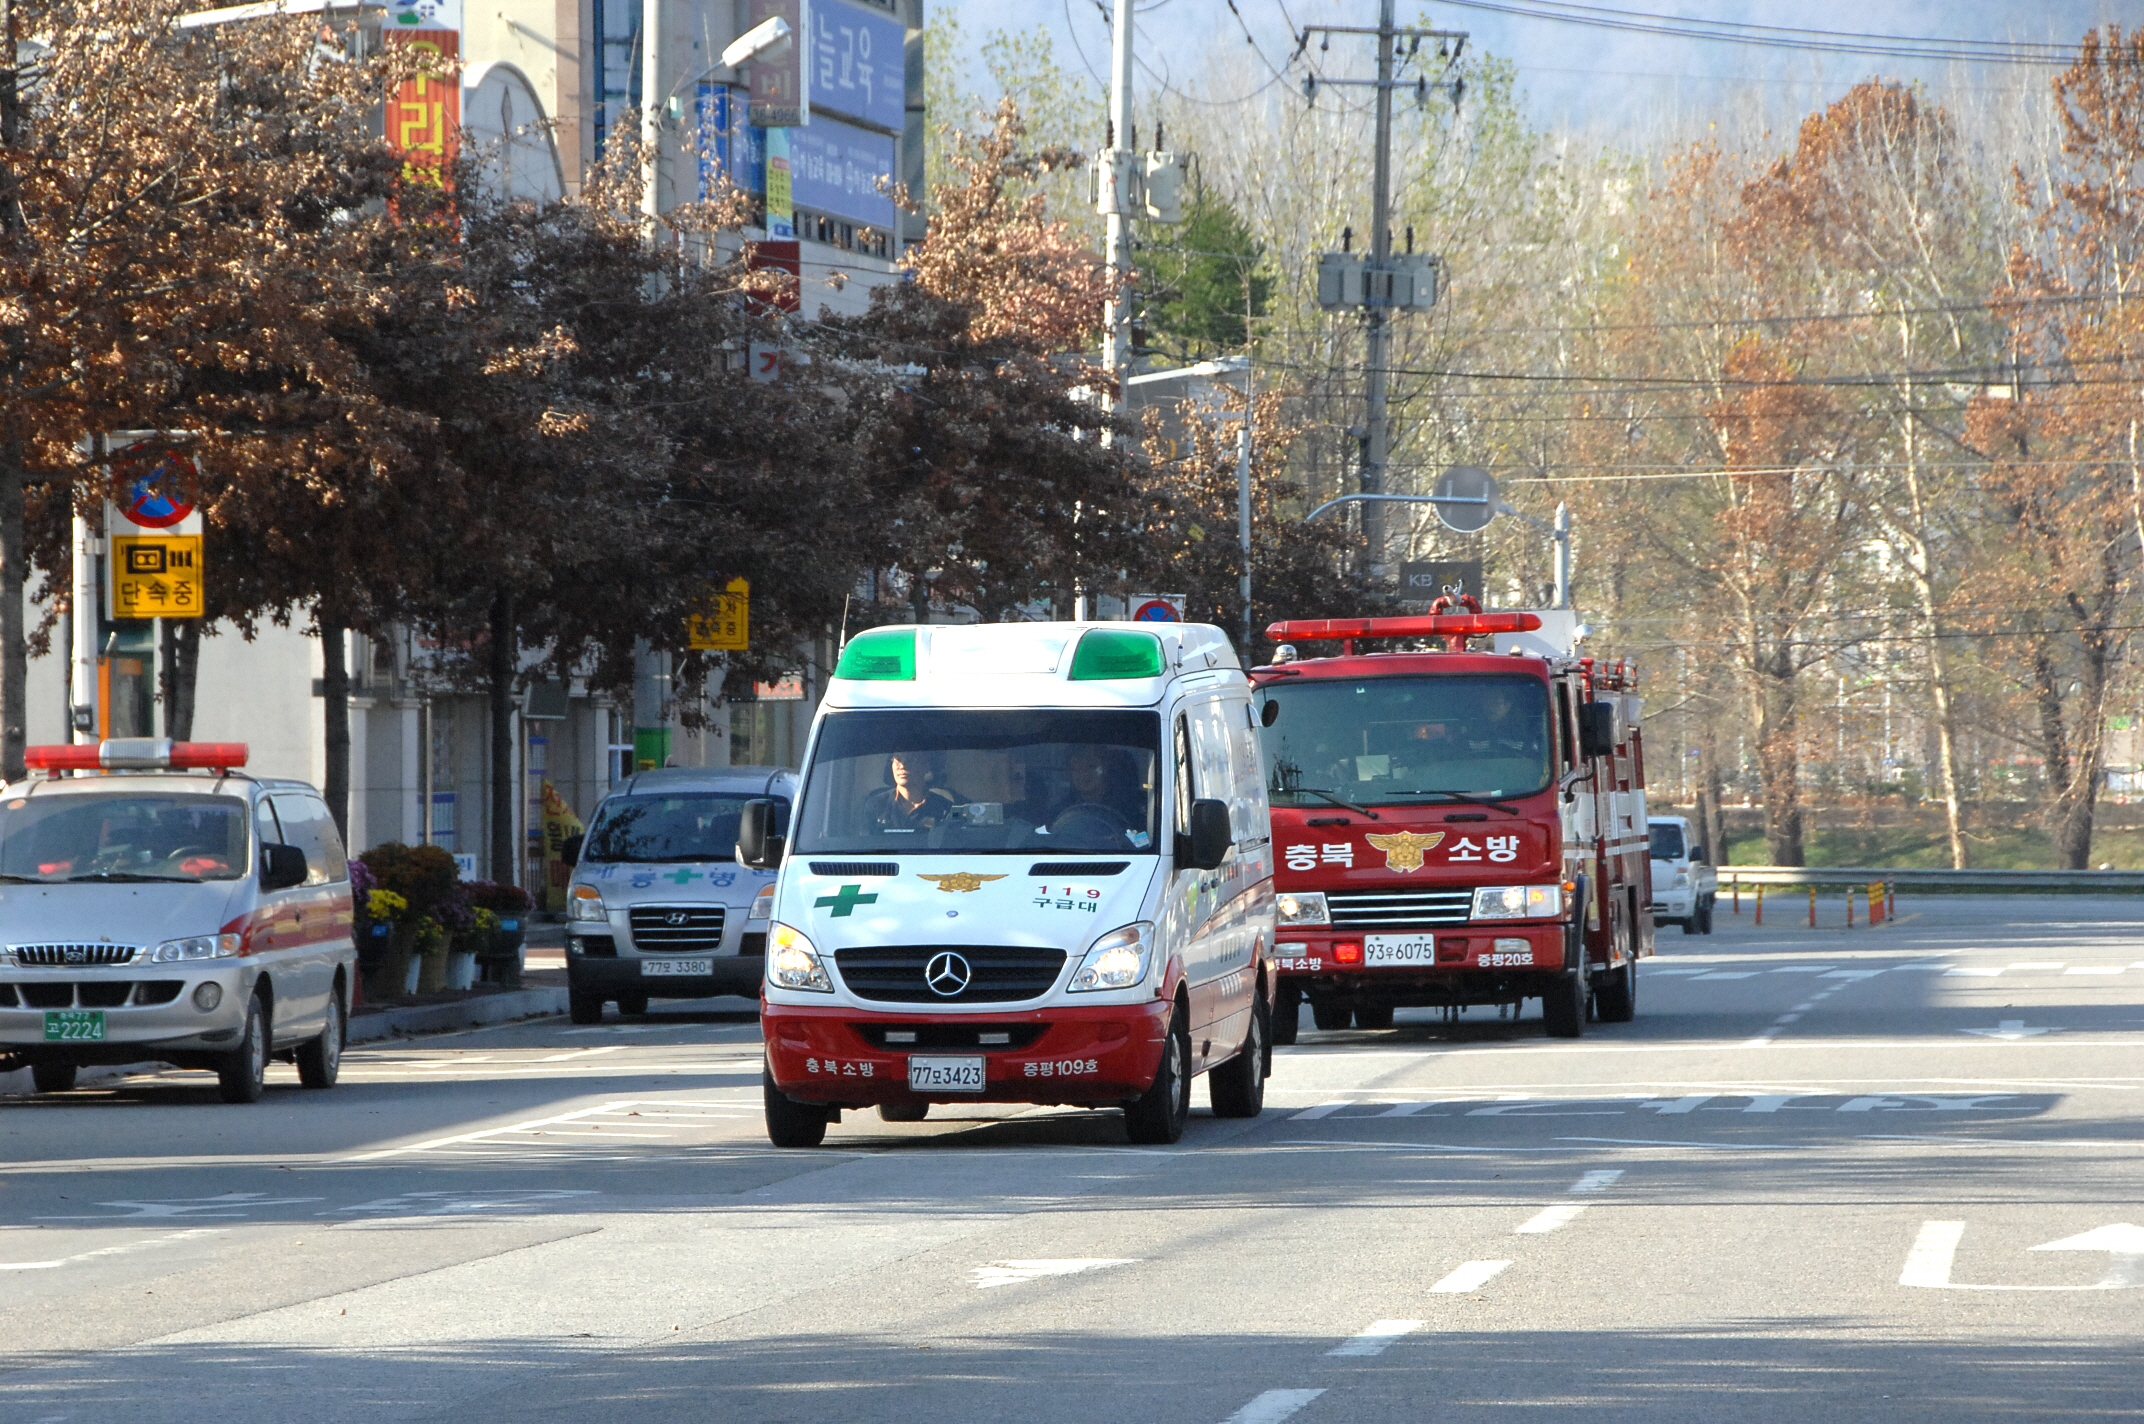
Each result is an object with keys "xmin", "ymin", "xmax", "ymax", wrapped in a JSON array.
[
  {"xmin": 795, "ymin": 709, "xmax": 1162, "ymax": 855},
  {"xmin": 0, "ymin": 792, "xmax": 251, "ymax": 882},
  {"xmin": 1259, "ymin": 674, "xmax": 1553, "ymax": 805}
]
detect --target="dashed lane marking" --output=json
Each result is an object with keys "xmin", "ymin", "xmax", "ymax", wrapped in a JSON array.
[
  {"xmin": 1218, "ymin": 1390, "xmax": 1326, "ymax": 1424},
  {"xmin": 1327, "ymin": 1320, "xmax": 1424, "ymax": 1357},
  {"xmin": 0, "ymin": 1227, "xmax": 223, "ymax": 1271},
  {"xmin": 538, "ymin": 1046, "xmax": 628, "ymax": 1062},
  {"xmin": 1570, "ymin": 1169, "xmax": 1625, "ymax": 1192},
  {"xmin": 971, "ymin": 1259, "xmax": 1135, "ymax": 1289},
  {"xmin": 1515, "ymin": 1202, "xmax": 1590, "ymax": 1234},
  {"xmin": 1429, "ymin": 1259, "xmax": 1511, "ymax": 1293}
]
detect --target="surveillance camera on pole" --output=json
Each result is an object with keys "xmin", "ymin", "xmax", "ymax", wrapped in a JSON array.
[{"xmin": 722, "ymin": 14, "xmax": 791, "ymax": 69}]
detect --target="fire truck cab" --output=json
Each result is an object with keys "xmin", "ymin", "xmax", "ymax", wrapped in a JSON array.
[{"xmin": 1250, "ymin": 604, "xmax": 1651, "ymax": 1040}]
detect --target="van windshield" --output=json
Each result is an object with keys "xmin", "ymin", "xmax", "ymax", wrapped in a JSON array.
[
  {"xmin": 1259, "ymin": 673, "xmax": 1554, "ymax": 805},
  {"xmin": 582, "ymin": 794, "xmax": 790, "ymax": 863},
  {"xmin": 1649, "ymin": 822, "xmax": 1685, "ymax": 860},
  {"xmin": 795, "ymin": 709, "xmax": 1162, "ymax": 855},
  {"xmin": 0, "ymin": 792, "xmax": 251, "ymax": 882}
]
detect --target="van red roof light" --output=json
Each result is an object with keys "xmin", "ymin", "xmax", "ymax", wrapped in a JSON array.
[{"xmin": 22, "ymin": 740, "xmax": 247, "ymax": 773}]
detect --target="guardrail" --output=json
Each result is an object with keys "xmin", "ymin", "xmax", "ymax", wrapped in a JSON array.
[{"xmin": 1722, "ymin": 866, "xmax": 2144, "ymax": 893}]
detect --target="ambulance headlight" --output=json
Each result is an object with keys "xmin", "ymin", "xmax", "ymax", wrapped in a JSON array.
[
  {"xmin": 1470, "ymin": 884, "xmax": 1562, "ymax": 920},
  {"xmin": 768, "ymin": 923, "xmax": 832, "ymax": 992},
  {"xmin": 568, "ymin": 884, "xmax": 607, "ymax": 922},
  {"xmin": 149, "ymin": 934, "xmax": 242, "ymax": 962},
  {"xmin": 1276, "ymin": 891, "xmax": 1329, "ymax": 926},
  {"xmin": 1069, "ymin": 923, "xmax": 1152, "ymax": 992}
]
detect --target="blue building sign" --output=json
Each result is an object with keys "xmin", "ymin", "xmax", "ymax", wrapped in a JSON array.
[
  {"xmin": 789, "ymin": 114, "xmax": 898, "ymax": 232},
  {"xmin": 810, "ymin": 0, "xmax": 905, "ymax": 134}
]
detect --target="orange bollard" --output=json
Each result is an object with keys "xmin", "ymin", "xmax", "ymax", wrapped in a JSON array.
[
  {"xmin": 1869, "ymin": 880, "xmax": 1884, "ymax": 926},
  {"xmin": 1808, "ymin": 885, "xmax": 1816, "ymax": 928},
  {"xmin": 1755, "ymin": 884, "xmax": 1764, "ymax": 926},
  {"xmin": 1847, "ymin": 887, "xmax": 1855, "ymax": 928},
  {"xmin": 1733, "ymin": 877, "xmax": 1740, "ymax": 914}
]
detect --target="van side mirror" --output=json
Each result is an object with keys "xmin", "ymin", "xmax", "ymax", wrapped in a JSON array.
[
  {"xmin": 260, "ymin": 843, "xmax": 308, "ymax": 891},
  {"xmin": 1691, "ymin": 844, "xmax": 1707, "ymax": 863},
  {"xmin": 737, "ymin": 799, "xmax": 783, "ymax": 869},
  {"xmin": 560, "ymin": 833, "xmax": 583, "ymax": 867},
  {"xmin": 1260, "ymin": 700, "xmax": 1280, "ymax": 727},
  {"xmin": 1578, "ymin": 703, "xmax": 1616, "ymax": 760},
  {"xmin": 1180, "ymin": 798, "xmax": 1232, "ymax": 871}
]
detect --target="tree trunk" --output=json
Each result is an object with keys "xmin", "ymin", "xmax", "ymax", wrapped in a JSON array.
[
  {"xmin": 1751, "ymin": 652, "xmax": 1804, "ymax": 865},
  {"xmin": 320, "ymin": 618, "xmax": 350, "ymax": 841},
  {"xmin": 0, "ymin": 432, "xmax": 24, "ymax": 782},
  {"xmin": 488, "ymin": 590, "xmax": 517, "ymax": 887},
  {"xmin": 1894, "ymin": 441, "xmax": 1968, "ymax": 869},
  {"xmin": 909, "ymin": 569, "xmax": 930, "ymax": 626},
  {"xmin": 1695, "ymin": 734, "xmax": 1726, "ymax": 867}
]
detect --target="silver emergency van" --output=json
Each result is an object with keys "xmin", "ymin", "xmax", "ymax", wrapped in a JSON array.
[
  {"xmin": 561, "ymin": 765, "xmax": 793, "ymax": 1022},
  {"xmin": 748, "ymin": 622, "xmax": 1277, "ymax": 1147},
  {"xmin": 0, "ymin": 740, "xmax": 354, "ymax": 1103}
]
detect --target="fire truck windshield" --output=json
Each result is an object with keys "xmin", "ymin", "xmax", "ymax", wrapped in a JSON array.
[{"xmin": 1258, "ymin": 674, "xmax": 1554, "ymax": 806}]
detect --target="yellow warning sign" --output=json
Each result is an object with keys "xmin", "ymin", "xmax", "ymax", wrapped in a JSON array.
[
  {"xmin": 111, "ymin": 535, "xmax": 203, "ymax": 619},
  {"xmin": 688, "ymin": 577, "xmax": 749, "ymax": 651}
]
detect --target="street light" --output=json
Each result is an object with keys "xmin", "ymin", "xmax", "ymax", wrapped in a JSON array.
[{"xmin": 721, "ymin": 14, "xmax": 791, "ymax": 69}]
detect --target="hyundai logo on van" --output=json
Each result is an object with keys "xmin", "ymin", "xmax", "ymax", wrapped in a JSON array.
[
  {"xmin": 665, "ymin": 911, "xmax": 690, "ymax": 927},
  {"xmin": 924, "ymin": 951, "xmax": 972, "ymax": 996}
]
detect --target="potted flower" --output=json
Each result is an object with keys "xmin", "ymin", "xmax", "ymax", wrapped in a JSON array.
[
  {"xmin": 413, "ymin": 914, "xmax": 451, "ymax": 994},
  {"xmin": 438, "ymin": 885, "xmax": 486, "ymax": 991},
  {"xmin": 364, "ymin": 887, "xmax": 414, "ymax": 999},
  {"xmin": 467, "ymin": 881, "xmax": 534, "ymax": 986}
]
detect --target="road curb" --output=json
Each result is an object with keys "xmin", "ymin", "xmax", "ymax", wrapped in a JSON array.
[{"xmin": 348, "ymin": 987, "xmax": 570, "ymax": 1043}]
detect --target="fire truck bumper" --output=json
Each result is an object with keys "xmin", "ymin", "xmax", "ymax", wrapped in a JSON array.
[
  {"xmin": 762, "ymin": 999, "xmax": 1173, "ymax": 1107},
  {"xmin": 1275, "ymin": 923, "xmax": 1574, "ymax": 997}
]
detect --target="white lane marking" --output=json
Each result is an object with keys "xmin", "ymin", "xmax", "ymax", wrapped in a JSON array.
[
  {"xmin": 2009, "ymin": 962, "xmax": 2064, "ymax": 970},
  {"xmin": 1742, "ymin": 1095, "xmax": 1792, "ymax": 1113},
  {"xmin": 1515, "ymin": 1202, "xmax": 1590, "ymax": 1234},
  {"xmin": 1693, "ymin": 971, "xmax": 1757, "ymax": 980},
  {"xmin": 1903, "ymin": 1221, "xmax": 2144, "ymax": 1291},
  {"xmin": 1791, "ymin": 1002, "xmax": 1817, "ymax": 1011},
  {"xmin": 1770, "ymin": 965, "xmax": 1836, "ymax": 973},
  {"xmin": 1963, "ymin": 1021, "xmax": 2061, "ymax": 1040},
  {"xmin": 1377, "ymin": 1102, "xmax": 1435, "ymax": 1117},
  {"xmin": 328, "ymin": 1190, "xmax": 598, "ymax": 1217},
  {"xmin": 0, "ymin": 1227, "xmax": 224, "ymax": 1271},
  {"xmin": 1946, "ymin": 968, "xmax": 2003, "ymax": 977},
  {"xmin": 1900, "ymin": 1220, "xmax": 1966, "ymax": 1287},
  {"xmin": 1290, "ymin": 1101, "xmax": 1353, "ymax": 1120},
  {"xmin": 538, "ymin": 1045, "xmax": 628, "ymax": 1062},
  {"xmin": 37, "ymin": 1194, "xmax": 322, "ymax": 1221},
  {"xmin": 1327, "ymin": 1319, "xmax": 1424, "ymax": 1357},
  {"xmin": 1740, "ymin": 1031, "xmax": 1783, "ymax": 1048},
  {"xmin": 970, "ymin": 1258, "xmax": 1135, "ymax": 1289},
  {"xmin": 1647, "ymin": 1094, "xmax": 1715, "ymax": 1114},
  {"xmin": 1570, "ymin": 1169, "xmax": 1624, "ymax": 1192},
  {"xmin": 1558, "ymin": 1136, "xmax": 1801, "ymax": 1151},
  {"xmin": 1820, "ymin": 969, "xmax": 1886, "ymax": 979},
  {"xmin": 2064, "ymin": 967, "xmax": 2123, "ymax": 976},
  {"xmin": 342, "ymin": 1100, "xmax": 640, "ymax": 1162},
  {"xmin": 1218, "ymin": 1390, "xmax": 1326, "ymax": 1424},
  {"xmin": 1429, "ymin": 1259, "xmax": 1511, "ymax": 1293},
  {"xmin": 495, "ymin": 1129, "xmax": 676, "ymax": 1139},
  {"xmin": 1774, "ymin": 1014, "xmax": 1802, "ymax": 1024}
]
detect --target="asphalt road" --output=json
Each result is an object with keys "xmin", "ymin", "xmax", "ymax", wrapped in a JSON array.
[{"xmin": 4, "ymin": 895, "xmax": 2141, "ymax": 1423}]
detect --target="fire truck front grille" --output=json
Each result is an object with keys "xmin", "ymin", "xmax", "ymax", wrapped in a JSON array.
[{"xmin": 1325, "ymin": 889, "xmax": 1474, "ymax": 930}]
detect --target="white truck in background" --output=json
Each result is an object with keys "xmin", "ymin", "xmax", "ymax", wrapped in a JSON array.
[{"xmin": 1648, "ymin": 815, "xmax": 1718, "ymax": 935}]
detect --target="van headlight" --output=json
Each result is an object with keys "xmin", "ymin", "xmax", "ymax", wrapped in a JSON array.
[
  {"xmin": 148, "ymin": 934, "xmax": 242, "ymax": 963},
  {"xmin": 768, "ymin": 923, "xmax": 832, "ymax": 992},
  {"xmin": 1276, "ymin": 891, "xmax": 1329, "ymax": 926},
  {"xmin": 568, "ymin": 884, "xmax": 607, "ymax": 922},
  {"xmin": 746, "ymin": 886, "xmax": 775, "ymax": 923},
  {"xmin": 1069, "ymin": 923, "xmax": 1152, "ymax": 992},
  {"xmin": 1471, "ymin": 885, "xmax": 1562, "ymax": 920}
]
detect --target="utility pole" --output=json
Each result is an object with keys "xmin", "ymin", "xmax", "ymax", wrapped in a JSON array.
[
  {"xmin": 1237, "ymin": 394, "xmax": 1254, "ymax": 645},
  {"xmin": 641, "ymin": 0, "xmax": 661, "ymax": 225},
  {"xmin": 1360, "ymin": 0, "xmax": 1395, "ymax": 581},
  {"xmin": 1100, "ymin": 0, "xmax": 1135, "ymax": 415}
]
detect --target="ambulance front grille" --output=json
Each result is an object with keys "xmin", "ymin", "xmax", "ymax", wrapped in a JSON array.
[
  {"xmin": 1325, "ymin": 889, "xmax": 1474, "ymax": 930},
  {"xmin": 831, "ymin": 946, "xmax": 1067, "ymax": 1004}
]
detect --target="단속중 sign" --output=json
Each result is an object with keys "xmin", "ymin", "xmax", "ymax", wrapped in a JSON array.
[{"xmin": 788, "ymin": 115, "xmax": 897, "ymax": 232}]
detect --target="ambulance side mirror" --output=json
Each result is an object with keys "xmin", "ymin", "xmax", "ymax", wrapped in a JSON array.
[
  {"xmin": 1182, "ymin": 798, "xmax": 1233, "ymax": 871},
  {"xmin": 260, "ymin": 843, "xmax": 308, "ymax": 892},
  {"xmin": 560, "ymin": 834, "xmax": 583, "ymax": 867},
  {"xmin": 737, "ymin": 799, "xmax": 783, "ymax": 869},
  {"xmin": 1578, "ymin": 703, "xmax": 1616, "ymax": 760}
]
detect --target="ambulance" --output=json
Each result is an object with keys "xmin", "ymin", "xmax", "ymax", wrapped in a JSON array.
[{"xmin": 745, "ymin": 621, "xmax": 1276, "ymax": 1147}]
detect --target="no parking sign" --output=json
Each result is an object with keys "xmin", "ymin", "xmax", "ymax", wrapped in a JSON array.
[{"xmin": 1129, "ymin": 594, "xmax": 1184, "ymax": 622}]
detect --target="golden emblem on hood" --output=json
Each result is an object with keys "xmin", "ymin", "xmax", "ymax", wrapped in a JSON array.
[
  {"xmin": 1364, "ymin": 830, "xmax": 1445, "ymax": 874},
  {"xmin": 917, "ymin": 872, "xmax": 1009, "ymax": 893}
]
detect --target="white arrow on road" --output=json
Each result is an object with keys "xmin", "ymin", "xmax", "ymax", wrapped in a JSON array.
[
  {"xmin": 1902, "ymin": 1220, "xmax": 2143, "ymax": 1290},
  {"xmin": 970, "ymin": 1258, "xmax": 1135, "ymax": 1289},
  {"xmin": 1961, "ymin": 1020, "xmax": 2061, "ymax": 1040}
]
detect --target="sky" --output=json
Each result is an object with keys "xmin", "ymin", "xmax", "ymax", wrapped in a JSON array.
[{"xmin": 930, "ymin": 0, "xmax": 2129, "ymax": 143}]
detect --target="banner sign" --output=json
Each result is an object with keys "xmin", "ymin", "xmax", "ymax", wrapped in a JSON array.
[
  {"xmin": 788, "ymin": 114, "xmax": 897, "ymax": 232},
  {"xmin": 811, "ymin": 0, "xmax": 904, "ymax": 133},
  {"xmin": 386, "ymin": 29, "xmax": 461, "ymax": 187},
  {"xmin": 697, "ymin": 84, "xmax": 767, "ymax": 200},
  {"xmin": 689, "ymin": 578, "xmax": 751, "ymax": 650}
]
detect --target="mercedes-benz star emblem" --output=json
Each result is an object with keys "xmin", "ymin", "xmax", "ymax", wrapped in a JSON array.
[
  {"xmin": 924, "ymin": 951, "xmax": 972, "ymax": 997},
  {"xmin": 665, "ymin": 911, "xmax": 690, "ymax": 927}
]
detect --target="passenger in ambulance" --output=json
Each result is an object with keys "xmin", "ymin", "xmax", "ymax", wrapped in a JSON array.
[{"xmin": 862, "ymin": 751, "xmax": 960, "ymax": 833}]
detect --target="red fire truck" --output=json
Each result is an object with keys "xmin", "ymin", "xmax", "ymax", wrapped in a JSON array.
[{"xmin": 1249, "ymin": 600, "xmax": 1651, "ymax": 1040}]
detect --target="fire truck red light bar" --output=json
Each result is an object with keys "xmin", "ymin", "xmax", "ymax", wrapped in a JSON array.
[
  {"xmin": 1265, "ymin": 613, "xmax": 1543, "ymax": 643},
  {"xmin": 22, "ymin": 741, "xmax": 248, "ymax": 771}
]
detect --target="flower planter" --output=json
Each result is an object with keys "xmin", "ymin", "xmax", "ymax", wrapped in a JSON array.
[
  {"xmin": 416, "ymin": 951, "xmax": 449, "ymax": 994},
  {"xmin": 446, "ymin": 950, "xmax": 479, "ymax": 991},
  {"xmin": 401, "ymin": 953, "xmax": 423, "ymax": 996},
  {"xmin": 368, "ymin": 921, "xmax": 420, "ymax": 1001}
]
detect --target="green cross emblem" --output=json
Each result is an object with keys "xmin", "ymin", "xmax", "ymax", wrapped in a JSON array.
[
  {"xmin": 814, "ymin": 883, "xmax": 878, "ymax": 917},
  {"xmin": 664, "ymin": 867, "xmax": 696, "ymax": 885}
]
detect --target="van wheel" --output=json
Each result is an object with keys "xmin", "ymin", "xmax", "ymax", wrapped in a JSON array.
[
  {"xmin": 1541, "ymin": 971, "xmax": 1587, "ymax": 1039},
  {"xmin": 1697, "ymin": 897, "xmax": 1716, "ymax": 934},
  {"xmin": 1271, "ymin": 982, "xmax": 1301, "ymax": 1046},
  {"xmin": 763, "ymin": 1064, "xmax": 829, "ymax": 1147},
  {"xmin": 617, "ymin": 993, "xmax": 649, "ymax": 1016},
  {"xmin": 1310, "ymin": 999, "xmax": 1352, "ymax": 1031},
  {"xmin": 1353, "ymin": 1003, "xmax": 1395, "ymax": 1030},
  {"xmin": 32, "ymin": 1062, "xmax": 77, "ymax": 1093},
  {"xmin": 568, "ymin": 990, "xmax": 604, "ymax": 1025},
  {"xmin": 1124, "ymin": 1007, "xmax": 1190, "ymax": 1145},
  {"xmin": 878, "ymin": 1102, "xmax": 929, "ymax": 1122},
  {"xmin": 218, "ymin": 993, "xmax": 270, "ymax": 1103},
  {"xmin": 1208, "ymin": 1001, "xmax": 1267, "ymax": 1118},
  {"xmin": 296, "ymin": 987, "xmax": 344, "ymax": 1089},
  {"xmin": 1680, "ymin": 915, "xmax": 1699, "ymax": 935},
  {"xmin": 1595, "ymin": 956, "xmax": 1637, "ymax": 1024}
]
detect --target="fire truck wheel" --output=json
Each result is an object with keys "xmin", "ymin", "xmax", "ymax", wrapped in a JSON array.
[
  {"xmin": 1124, "ymin": 1006, "xmax": 1191, "ymax": 1144},
  {"xmin": 1310, "ymin": 999, "xmax": 1352, "ymax": 1032},
  {"xmin": 1352, "ymin": 1003, "xmax": 1395, "ymax": 1030},
  {"xmin": 1697, "ymin": 897, "xmax": 1716, "ymax": 934},
  {"xmin": 1595, "ymin": 955, "xmax": 1637, "ymax": 1023},
  {"xmin": 763, "ymin": 1064, "xmax": 830, "ymax": 1148},
  {"xmin": 1272, "ymin": 982, "xmax": 1301, "ymax": 1046},
  {"xmin": 1542, "ymin": 971, "xmax": 1587, "ymax": 1038},
  {"xmin": 1208, "ymin": 1000, "xmax": 1266, "ymax": 1118}
]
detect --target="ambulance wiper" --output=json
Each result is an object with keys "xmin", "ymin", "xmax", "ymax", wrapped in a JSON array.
[
  {"xmin": 1384, "ymin": 790, "xmax": 1522, "ymax": 815},
  {"xmin": 65, "ymin": 871, "xmax": 195, "ymax": 883},
  {"xmin": 1291, "ymin": 787, "xmax": 1383, "ymax": 821}
]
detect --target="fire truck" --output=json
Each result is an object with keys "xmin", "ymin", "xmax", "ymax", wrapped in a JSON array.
[{"xmin": 1249, "ymin": 600, "xmax": 1651, "ymax": 1040}]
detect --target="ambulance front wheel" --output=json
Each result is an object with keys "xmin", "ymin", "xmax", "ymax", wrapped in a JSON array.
[
  {"xmin": 764, "ymin": 1064, "xmax": 831, "ymax": 1148},
  {"xmin": 1124, "ymin": 1005, "xmax": 1190, "ymax": 1145}
]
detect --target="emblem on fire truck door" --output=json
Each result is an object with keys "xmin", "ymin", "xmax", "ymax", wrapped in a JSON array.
[{"xmin": 1364, "ymin": 830, "xmax": 1446, "ymax": 873}]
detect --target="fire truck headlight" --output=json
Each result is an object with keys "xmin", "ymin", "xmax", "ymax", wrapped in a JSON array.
[
  {"xmin": 1276, "ymin": 892, "xmax": 1329, "ymax": 926},
  {"xmin": 1471, "ymin": 884, "xmax": 1562, "ymax": 920},
  {"xmin": 768, "ymin": 923, "xmax": 833, "ymax": 992},
  {"xmin": 1069, "ymin": 923, "xmax": 1153, "ymax": 992}
]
